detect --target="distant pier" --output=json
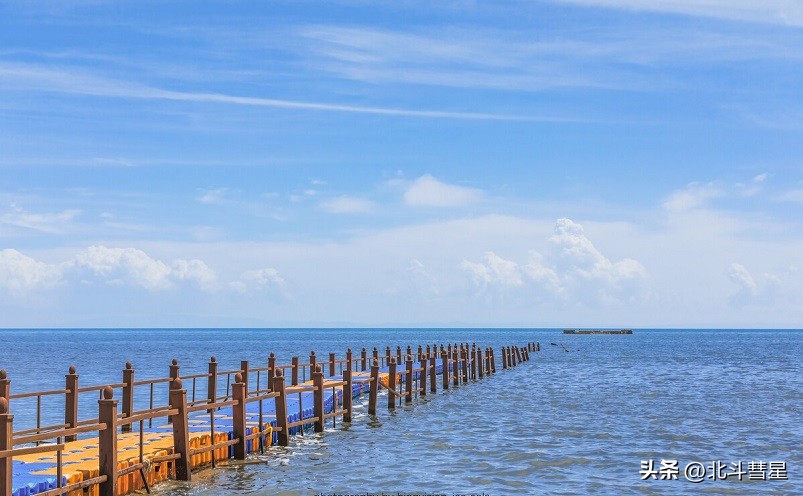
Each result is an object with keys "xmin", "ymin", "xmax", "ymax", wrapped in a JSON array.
[
  {"xmin": 563, "ymin": 329, "xmax": 633, "ymax": 335},
  {"xmin": 1, "ymin": 341, "xmax": 539, "ymax": 496}
]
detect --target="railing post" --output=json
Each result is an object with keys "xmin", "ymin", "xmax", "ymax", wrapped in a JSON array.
[
  {"xmin": 312, "ymin": 365, "xmax": 324, "ymax": 433},
  {"xmin": 272, "ymin": 370, "xmax": 289, "ymax": 446},
  {"xmin": 420, "ymin": 353, "xmax": 427, "ymax": 397},
  {"xmin": 471, "ymin": 344, "xmax": 477, "ymax": 381},
  {"xmin": 98, "ymin": 386, "xmax": 119, "ymax": 496},
  {"xmin": 232, "ymin": 373, "xmax": 247, "ymax": 460},
  {"xmin": 65, "ymin": 365, "xmax": 78, "ymax": 441},
  {"xmin": 461, "ymin": 349, "xmax": 469, "ymax": 384},
  {"xmin": 478, "ymin": 348, "xmax": 484, "ymax": 378},
  {"xmin": 405, "ymin": 356, "xmax": 413, "ymax": 403},
  {"xmin": 425, "ymin": 345, "xmax": 431, "ymax": 360},
  {"xmin": 207, "ymin": 357, "xmax": 218, "ymax": 413},
  {"xmin": 267, "ymin": 353, "xmax": 276, "ymax": 386},
  {"xmin": 167, "ymin": 359, "xmax": 179, "ymax": 424},
  {"xmin": 441, "ymin": 351, "xmax": 449, "ymax": 390},
  {"xmin": 169, "ymin": 379, "xmax": 191, "ymax": 481},
  {"xmin": 343, "ymin": 367, "xmax": 353, "ymax": 423},
  {"xmin": 387, "ymin": 358, "xmax": 397, "ymax": 410},
  {"xmin": 417, "ymin": 345, "xmax": 423, "ymax": 362},
  {"xmin": 368, "ymin": 359, "xmax": 379, "ymax": 415},
  {"xmin": 385, "ymin": 346, "xmax": 391, "ymax": 366},
  {"xmin": 291, "ymin": 357, "xmax": 299, "ymax": 386},
  {"xmin": 452, "ymin": 349, "xmax": 459, "ymax": 387},
  {"xmin": 396, "ymin": 346, "xmax": 402, "ymax": 365},
  {"xmin": 0, "ymin": 369, "xmax": 9, "ymax": 404},
  {"xmin": 429, "ymin": 355, "xmax": 437, "ymax": 394},
  {"xmin": 328, "ymin": 353, "xmax": 336, "ymax": 377},
  {"xmin": 360, "ymin": 348, "xmax": 367, "ymax": 372},
  {"xmin": 346, "ymin": 348, "xmax": 353, "ymax": 374},
  {"xmin": 490, "ymin": 348, "xmax": 496, "ymax": 373},
  {"xmin": 240, "ymin": 360, "xmax": 249, "ymax": 396},
  {"xmin": 121, "ymin": 362, "xmax": 134, "ymax": 433},
  {"xmin": 0, "ymin": 396, "xmax": 13, "ymax": 496},
  {"xmin": 372, "ymin": 347, "xmax": 379, "ymax": 367}
]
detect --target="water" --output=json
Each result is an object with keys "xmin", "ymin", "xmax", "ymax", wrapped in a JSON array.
[{"xmin": 0, "ymin": 328, "xmax": 800, "ymax": 495}]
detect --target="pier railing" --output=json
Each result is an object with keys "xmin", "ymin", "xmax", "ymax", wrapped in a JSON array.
[{"xmin": 0, "ymin": 341, "xmax": 539, "ymax": 496}]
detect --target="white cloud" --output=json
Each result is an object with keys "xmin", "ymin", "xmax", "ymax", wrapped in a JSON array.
[
  {"xmin": 231, "ymin": 267, "xmax": 287, "ymax": 296},
  {"xmin": 736, "ymin": 172, "xmax": 770, "ymax": 197},
  {"xmin": 404, "ymin": 174, "xmax": 483, "ymax": 207},
  {"xmin": 320, "ymin": 195, "xmax": 375, "ymax": 214},
  {"xmin": 461, "ymin": 218, "xmax": 646, "ymax": 303},
  {"xmin": 662, "ymin": 182, "xmax": 724, "ymax": 211},
  {"xmin": 171, "ymin": 259, "xmax": 217, "ymax": 290},
  {"xmin": 197, "ymin": 188, "xmax": 231, "ymax": 205},
  {"xmin": 74, "ymin": 246, "xmax": 174, "ymax": 290},
  {"xmin": 1, "ymin": 203, "xmax": 80, "ymax": 233},
  {"xmin": 555, "ymin": 0, "xmax": 803, "ymax": 27},
  {"xmin": 0, "ymin": 249, "xmax": 63, "ymax": 293},
  {"xmin": 779, "ymin": 183, "xmax": 803, "ymax": 202},
  {"xmin": 728, "ymin": 262, "xmax": 780, "ymax": 306}
]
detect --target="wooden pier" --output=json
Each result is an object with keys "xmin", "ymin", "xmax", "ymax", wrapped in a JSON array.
[{"xmin": 0, "ymin": 341, "xmax": 540, "ymax": 496}]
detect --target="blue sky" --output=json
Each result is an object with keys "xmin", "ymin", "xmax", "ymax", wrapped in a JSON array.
[{"xmin": 1, "ymin": 0, "xmax": 802, "ymax": 327}]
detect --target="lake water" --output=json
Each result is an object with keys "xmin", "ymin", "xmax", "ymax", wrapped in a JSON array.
[{"xmin": 1, "ymin": 328, "xmax": 800, "ymax": 495}]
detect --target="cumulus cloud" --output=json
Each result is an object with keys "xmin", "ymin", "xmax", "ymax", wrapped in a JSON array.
[
  {"xmin": 0, "ymin": 249, "xmax": 64, "ymax": 293},
  {"xmin": 408, "ymin": 259, "xmax": 440, "ymax": 299},
  {"xmin": 461, "ymin": 218, "xmax": 646, "ymax": 303},
  {"xmin": 404, "ymin": 174, "xmax": 483, "ymax": 207},
  {"xmin": 320, "ymin": 195, "xmax": 375, "ymax": 214}
]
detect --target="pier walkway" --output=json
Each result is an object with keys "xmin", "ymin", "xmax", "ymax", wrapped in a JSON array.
[{"xmin": 1, "ymin": 342, "xmax": 536, "ymax": 496}]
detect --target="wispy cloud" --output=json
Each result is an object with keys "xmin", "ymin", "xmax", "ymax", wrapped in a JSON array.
[
  {"xmin": 555, "ymin": 0, "xmax": 803, "ymax": 27},
  {"xmin": 320, "ymin": 195, "xmax": 375, "ymax": 214},
  {"xmin": 0, "ymin": 61, "xmax": 535, "ymax": 121},
  {"xmin": 0, "ymin": 203, "xmax": 80, "ymax": 233}
]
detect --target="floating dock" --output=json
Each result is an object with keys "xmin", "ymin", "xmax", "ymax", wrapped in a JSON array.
[
  {"xmin": 1, "ymin": 342, "xmax": 538, "ymax": 496},
  {"xmin": 563, "ymin": 329, "xmax": 632, "ymax": 334}
]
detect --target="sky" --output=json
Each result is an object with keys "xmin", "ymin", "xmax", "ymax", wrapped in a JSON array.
[{"xmin": 1, "ymin": 0, "xmax": 802, "ymax": 328}]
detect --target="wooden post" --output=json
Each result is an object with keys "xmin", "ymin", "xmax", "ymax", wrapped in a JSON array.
[
  {"xmin": 461, "ymin": 349, "xmax": 469, "ymax": 385},
  {"xmin": 502, "ymin": 347, "xmax": 508, "ymax": 369},
  {"xmin": 312, "ymin": 365, "xmax": 324, "ymax": 433},
  {"xmin": 98, "ymin": 386, "xmax": 119, "ymax": 496},
  {"xmin": 478, "ymin": 348, "xmax": 484, "ymax": 378},
  {"xmin": 64, "ymin": 365, "xmax": 78, "ymax": 441},
  {"xmin": 169, "ymin": 379, "xmax": 191, "ymax": 480},
  {"xmin": 417, "ymin": 345, "xmax": 423, "ymax": 362},
  {"xmin": 0, "ymin": 369, "xmax": 9, "ymax": 404},
  {"xmin": 385, "ymin": 346, "xmax": 391, "ymax": 366},
  {"xmin": 291, "ymin": 357, "xmax": 299, "ymax": 386},
  {"xmin": 309, "ymin": 351, "xmax": 317, "ymax": 378},
  {"xmin": 368, "ymin": 360, "xmax": 379, "ymax": 415},
  {"xmin": 346, "ymin": 349, "xmax": 353, "ymax": 375},
  {"xmin": 169, "ymin": 358, "xmax": 180, "ymax": 388},
  {"xmin": 471, "ymin": 346, "xmax": 477, "ymax": 381},
  {"xmin": 536, "ymin": 341, "xmax": 541, "ymax": 352},
  {"xmin": 425, "ymin": 345, "xmax": 431, "ymax": 360},
  {"xmin": 490, "ymin": 348, "xmax": 496, "ymax": 373},
  {"xmin": 272, "ymin": 370, "xmax": 289, "ymax": 446},
  {"xmin": 207, "ymin": 357, "xmax": 218, "ymax": 413},
  {"xmin": 396, "ymin": 346, "xmax": 402, "ymax": 365},
  {"xmin": 441, "ymin": 351, "xmax": 449, "ymax": 390},
  {"xmin": 0, "ymin": 396, "xmax": 12, "ymax": 496},
  {"xmin": 121, "ymin": 362, "xmax": 134, "ymax": 433},
  {"xmin": 405, "ymin": 356, "xmax": 413, "ymax": 403},
  {"xmin": 328, "ymin": 353, "xmax": 336, "ymax": 377},
  {"xmin": 240, "ymin": 360, "xmax": 250, "ymax": 395},
  {"xmin": 406, "ymin": 345, "xmax": 412, "ymax": 359},
  {"xmin": 268, "ymin": 353, "xmax": 276, "ymax": 385},
  {"xmin": 387, "ymin": 358, "xmax": 397, "ymax": 410},
  {"xmin": 429, "ymin": 355, "xmax": 437, "ymax": 394},
  {"xmin": 360, "ymin": 348, "xmax": 367, "ymax": 372},
  {"xmin": 452, "ymin": 349, "xmax": 459, "ymax": 387},
  {"xmin": 232, "ymin": 373, "xmax": 247, "ymax": 460},
  {"xmin": 343, "ymin": 367, "xmax": 353, "ymax": 423},
  {"xmin": 419, "ymin": 354, "xmax": 427, "ymax": 397},
  {"xmin": 516, "ymin": 346, "xmax": 523, "ymax": 363}
]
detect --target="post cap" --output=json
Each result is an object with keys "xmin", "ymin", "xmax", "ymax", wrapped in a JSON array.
[
  {"xmin": 172, "ymin": 358, "xmax": 178, "ymax": 366},
  {"xmin": 235, "ymin": 373, "xmax": 243, "ymax": 383},
  {"xmin": 269, "ymin": 352, "xmax": 275, "ymax": 358},
  {"xmin": 0, "ymin": 369, "xmax": 6, "ymax": 380},
  {"xmin": 103, "ymin": 386, "xmax": 114, "ymax": 399},
  {"xmin": 0, "ymin": 397, "xmax": 7, "ymax": 414},
  {"xmin": 68, "ymin": 365, "xmax": 77, "ymax": 374},
  {"xmin": 210, "ymin": 356, "xmax": 216, "ymax": 362},
  {"xmin": 274, "ymin": 368, "xmax": 283, "ymax": 378},
  {"xmin": 125, "ymin": 362, "xmax": 132, "ymax": 369},
  {"xmin": 173, "ymin": 378, "xmax": 183, "ymax": 389}
]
